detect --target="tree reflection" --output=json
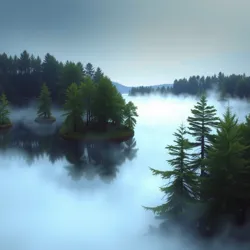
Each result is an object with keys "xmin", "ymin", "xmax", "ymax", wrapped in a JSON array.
[
  {"xmin": 0, "ymin": 121, "xmax": 138, "ymax": 181},
  {"xmin": 124, "ymin": 138, "xmax": 138, "ymax": 161}
]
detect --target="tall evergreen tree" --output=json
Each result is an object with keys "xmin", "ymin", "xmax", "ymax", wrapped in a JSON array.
[
  {"xmin": 62, "ymin": 61, "xmax": 83, "ymax": 87},
  {"xmin": 110, "ymin": 92, "xmax": 126, "ymax": 126},
  {"xmin": 79, "ymin": 76, "xmax": 95, "ymax": 126},
  {"xmin": 187, "ymin": 94, "xmax": 219, "ymax": 176},
  {"xmin": 18, "ymin": 50, "xmax": 31, "ymax": 74},
  {"xmin": 62, "ymin": 83, "xmax": 85, "ymax": 133},
  {"xmin": 201, "ymin": 107, "xmax": 250, "ymax": 228},
  {"xmin": 144, "ymin": 124, "xmax": 198, "ymax": 223},
  {"xmin": 92, "ymin": 76, "xmax": 119, "ymax": 130},
  {"xmin": 123, "ymin": 101, "xmax": 138, "ymax": 130},
  {"xmin": 93, "ymin": 67, "xmax": 104, "ymax": 84},
  {"xmin": 85, "ymin": 63, "xmax": 95, "ymax": 79},
  {"xmin": 37, "ymin": 83, "xmax": 52, "ymax": 118}
]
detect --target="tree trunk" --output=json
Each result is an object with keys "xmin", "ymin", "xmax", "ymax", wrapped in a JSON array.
[{"xmin": 201, "ymin": 135, "xmax": 205, "ymax": 176}]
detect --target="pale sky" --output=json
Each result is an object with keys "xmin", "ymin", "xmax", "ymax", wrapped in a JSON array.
[{"xmin": 1, "ymin": 0, "xmax": 250, "ymax": 86}]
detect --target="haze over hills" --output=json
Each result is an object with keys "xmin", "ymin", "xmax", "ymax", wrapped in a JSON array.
[
  {"xmin": 112, "ymin": 82, "xmax": 132, "ymax": 94},
  {"xmin": 112, "ymin": 82, "xmax": 173, "ymax": 94}
]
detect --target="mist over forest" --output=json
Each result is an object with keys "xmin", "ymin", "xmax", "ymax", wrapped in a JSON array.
[
  {"xmin": 2, "ymin": 0, "xmax": 250, "ymax": 247},
  {"xmin": 0, "ymin": 49, "xmax": 250, "ymax": 250}
]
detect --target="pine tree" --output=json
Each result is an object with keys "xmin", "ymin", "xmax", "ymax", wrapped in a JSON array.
[
  {"xmin": 0, "ymin": 93, "xmax": 11, "ymax": 125},
  {"xmin": 37, "ymin": 83, "xmax": 52, "ymax": 118},
  {"xmin": 93, "ymin": 67, "xmax": 104, "ymax": 84},
  {"xmin": 62, "ymin": 83, "xmax": 85, "ymax": 133},
  {"xmin": 201, "ymin": 107, "xmax": 250, "ymax": 224},
  {"xmin": 187, "ymin": 94, "xmax": 219, "ymax": 176},
  {"xmin": 85, "ymin": 63, "xmax": 95, "ymax": 79},
  {"xmin": 144, "ymin": 124, "xmax": 198, "ymax": 223},
  {"xmin": 123, "ymin": 101, "xmax": 138, "ymax": 130},
  {"xmin": 239, "ymin": 114, "xmax": 250, "ymax": 161}
]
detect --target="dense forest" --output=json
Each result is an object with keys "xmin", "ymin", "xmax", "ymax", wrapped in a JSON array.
[
  {"xmin": 129, "ymin": 73, "xmax": 250, "ymax": 99},
  {"xmin": 0, "ymin": 51, "xmax": 138, "ymax": 139},
  {"xmin": 0, "ymin": 50, "xmax": 100, "ymax": 106},
  {"xmin": 144, "ymin": 94, "xmax": 250, "ymax": 240},
  {"xmin": 3, "ymin": 50, "xmax": 250, "ymax": 242}
]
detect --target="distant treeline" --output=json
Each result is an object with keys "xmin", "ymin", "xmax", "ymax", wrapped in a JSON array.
[
  {"xmin": 129, "ymin": 73, "xmax": 250, "ymax": 99},
  {"xmin": 0, "ymin": 50, "xmax": 104, "ymax": 106}
]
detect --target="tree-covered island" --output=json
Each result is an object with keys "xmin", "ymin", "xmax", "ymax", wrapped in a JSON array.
[
  {"xmin": 0, "ymin": 50, "xmax": 138, "ymax": 141},
  {"xmin": 59, "ymin": 76, "xmax": 138, "ymax": 142}
]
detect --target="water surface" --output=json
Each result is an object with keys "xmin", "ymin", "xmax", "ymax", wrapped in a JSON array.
[{"xmin": 1, "ymin": 95, "xmax": 250, "ymax": 250}]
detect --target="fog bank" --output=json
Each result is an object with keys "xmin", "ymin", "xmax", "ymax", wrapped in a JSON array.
[{"xmin": 1, "ymin": 94, "xmax": 250, "ymax": 249}]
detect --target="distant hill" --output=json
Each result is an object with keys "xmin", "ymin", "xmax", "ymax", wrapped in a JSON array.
[
  {"xmin": 112, "ymin": 82, "xmax": 173, "ymax": 94},
  {"xmin": 112, "ymin": 82, "xmax": 131, "ymax": 94}
]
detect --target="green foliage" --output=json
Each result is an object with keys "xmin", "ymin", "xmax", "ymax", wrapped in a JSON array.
[
  {"xmin": 0, "ymin": 51, "xmax": 138, "ymax": 134},
  {"xmin": 93, "ymin": 67, "xmax": 104, "ymax": 84},
  {"xmin": 61, "ymin": 75, "xmax": 138, "ymax": 135},
  {"xmin": 79, "ymin": 77, "xmax": 96, "ymax": 125},
  {"xmin": 201, "ymin": 107, "xmax": 250, "ymax": 216},
  {"xmin": 0, "ymin": 93, "xmax": 11, "ymax": 125},
  {"xmin": 144, "ymin": 124, "xmax": 198, "ymax": 221},
  {"xmin": 123, "ymin": 101, "xmax": 138, "ymax": 130},
  {"xmin": 62, "ymin": 61, "xmax": 83, "ymax": 88},
  {"xmin": 2, "ymin": 50, "xmax": 250, "ymax": 105},
  {"xmin": 85, "ymin": 63, "xmax": 95, "ymax": 79},
  {"xmin": 239, "ymin": 115, "xmax": 250, "ymax": 159},
  {"xmin": 37, "ymin": 83, "xmax": 52, "ymax": 118},
  {"xmin": 110, "ymin": 92, "xmax": 126, "ymax": 126},
  {"xmin": 187, "ymin": 94, "xmax": 219, "ymax": 175},
  {"xmin": 92, "ymin": 76, "xmax": 121, "ymax": 129},
  {"xmin": 129, "ymin": 73, "xmax": 250, "ymax": 99},
  {"xmin": 62, "ymin": 83, "xmax": 85, "ymax": 133}
]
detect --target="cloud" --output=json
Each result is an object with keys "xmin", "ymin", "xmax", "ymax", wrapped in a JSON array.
[{"xmin": 1, "ymin": 0, "xmax": 250, "ymax": 85}]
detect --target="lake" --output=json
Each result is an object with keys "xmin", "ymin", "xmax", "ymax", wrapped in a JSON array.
[{"xmin": 0, "ymin": 94, "xmax": 250, "ymax": 250}]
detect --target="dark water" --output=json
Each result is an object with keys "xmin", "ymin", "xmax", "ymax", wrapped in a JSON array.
[
  {"xmin": 1, "ymin": 95, "xmax": 250, "ymax": 250},
  {"xmin": 0, "ymin": 121, "xmax": 138, "ymax": 182}
]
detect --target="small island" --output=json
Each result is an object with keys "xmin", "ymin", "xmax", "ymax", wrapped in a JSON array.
[
  {"xmin": 0, "ymin": 93, "xmax": 12, "ymax": 130},
  {"xmin": 59, "ymin": 76, "xmax": 138, "ymax": 142},
  {"xmin": 34, "ymin": 83, "xmax": 56, "ymax": 124}
]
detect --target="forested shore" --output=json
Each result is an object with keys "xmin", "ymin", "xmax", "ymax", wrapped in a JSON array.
[
  {"xmin": 0, "ymin": 51, "xmax": 138, "ymax": 141},
  {"xmin": 2, "ymin": 50, "xmax": 250, "ymax": 242},
  {"xmin": 129, "ymin": 73, "xmax": 250, "ymax": 99},
  {"xmin": 0, "ymin": 50, "xmax": 105, "ymax": 106}
]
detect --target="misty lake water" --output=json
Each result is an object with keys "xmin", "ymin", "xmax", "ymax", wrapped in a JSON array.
[{"xmin": 1, "ymin": 94, "xmax": 250, "ymax": 250}]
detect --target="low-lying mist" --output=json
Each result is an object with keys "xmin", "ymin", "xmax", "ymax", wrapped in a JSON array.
[{"xmin": 1, "ymin": 92, "xmax": 250, "ymax": 250}]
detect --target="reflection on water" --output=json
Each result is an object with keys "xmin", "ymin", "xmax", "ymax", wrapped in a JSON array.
[{"xmin": 0, "ymin": 121, "xmax": 138, "ymax": 182}]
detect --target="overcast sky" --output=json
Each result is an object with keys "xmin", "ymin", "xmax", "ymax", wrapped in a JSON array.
[{"xmin": 1, "ymin": 0, "xmax": 250, "ymax": 86}]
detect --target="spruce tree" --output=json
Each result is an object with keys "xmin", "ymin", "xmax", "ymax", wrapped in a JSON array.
[
  {"xmin": 239, "ymin": 114, "xmax": 250, "ymax": 162},
  {"xmin": 123, "ymin": 101, "xmax": 138, "ymax": 130},
  {"xmin": 201, "ymin": 107, "xmax": 250, "ymax": 224},
  {"xmin": 37, "ymin": 83, "xmax": 52, "ymax": 119},
  {"xmin": 93, "ymin": 67, "xmax": 104, "ymax": 84},
  {"xmin": 187, "ymin": 94, "xmax": 219, "ymax": 176},
  {"xmin": 144, "ymin": 124, "xmax": 198, "ymax": 223},
  {"xmin": 0, "ymin": 93, "xmax": 11, "ymax": 125},
  {"xmin": 85, "ymin": 63, "xmax": 95, "ymax": 79}
]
